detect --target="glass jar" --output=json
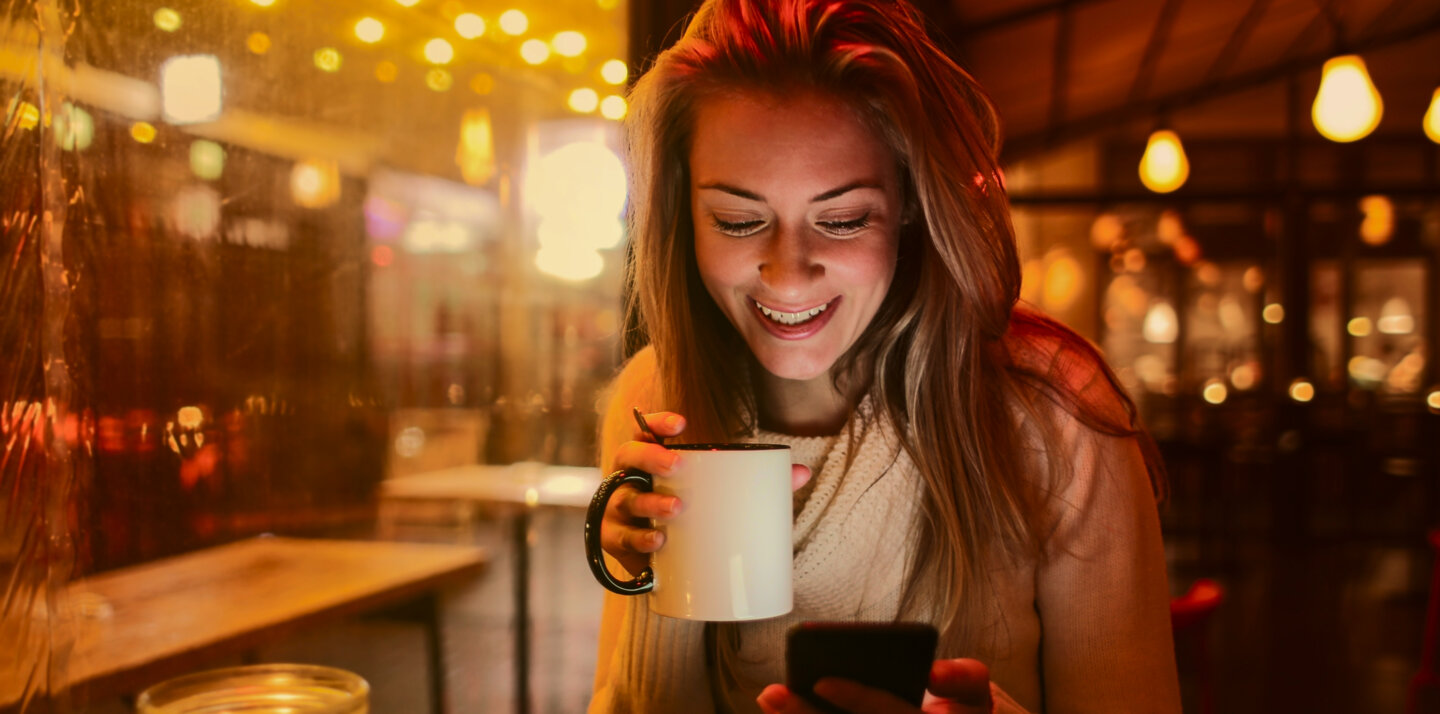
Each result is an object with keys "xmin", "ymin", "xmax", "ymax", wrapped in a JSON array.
[{"xmin": 135, "ymin": 663, "xmax": 369, "ymax": 713}]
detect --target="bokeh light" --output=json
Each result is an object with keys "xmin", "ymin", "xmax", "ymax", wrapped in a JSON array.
[
  {"xmin": 520, "ymin": 39, "xmax": 550, "ymax": 64},
  {"xmin": 600, "ymin": 95, "xmax": 626, "ymax": 120},
  {"xmin": 1262, "ymin": 303, "xmax": 1285, "ymax": 324},
  {"xmin": 375, "ymin": 61, "xmax": 398, "ymax": 83},
  {"xmin": 355, "ymin": 18, "xmax": 385, "ymax": 44},
  {"xmin": 161, "ymin": 55, "xmax": 223, "ymax": 124},
  {"xmin": 601, "ymin": 59, "xmax": 627, "ymax": 85},
  {"xmin": 1289, "ymin": 379, "xmax": 1315, "ymax": 403},
  {"xmin": 130, "ymin": 121, "xmax": 157, "ymax": 143},
  {"xmin": 426, "ymin": 68, "xmax": 453, "ymax": 91},
  {"xmin": 552, "ymin": 31, "xmax": 587, "ymax": 57},
  {"xmin": 425, "ymin": 38, "xmax": 455, "ymax": 64},
  {"xmin": 499, "ymin": 9, "xmax": 528, "ymax": 35},
  {"xmin": 568, "ymin": 88, "xmax": 599, "ymax": 113},
  {"xmin": 314, "ymin": 47, "xmax": 343, "ymax": 72},
  {"xmin": 455, "ymin": 13, "xmax": 485, "ymax": 39},
  {"xmin": 247, "ymin": 32, "xmax": 271, "ymax": 54},
  {"xmin": 154, "ymin": 8, "xmax": 181, "ymax": 32}
]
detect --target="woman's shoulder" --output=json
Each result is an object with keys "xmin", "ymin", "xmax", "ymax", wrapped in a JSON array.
[
  {"xmin": 1001, "ymin": 306, "xmax": 1132, "ymax": 429},
  {"xmin": 596, "ymin": 345, "xmax": 663, "ymax": 469}
]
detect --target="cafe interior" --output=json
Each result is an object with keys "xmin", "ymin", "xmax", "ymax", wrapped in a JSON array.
[{"xmin": 2, "ymin": 0, "xmax": 1438, "ymax": 711}]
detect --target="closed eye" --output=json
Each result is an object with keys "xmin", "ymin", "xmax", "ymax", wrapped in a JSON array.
[
  {"xmin": 818, "ymin": 214, "xmax": 871, "ymax": 236},
  {"xmin": 711, "ymin": 216, "xmax": 766, "ymax": 237}
]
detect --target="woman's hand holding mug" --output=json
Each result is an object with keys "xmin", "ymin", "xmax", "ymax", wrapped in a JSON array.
[
  {"xmin": 585, "ymin": 409, "xmax": 815, "ymax": 620},
  {"xmin": 598, "ymin": 411, "xmax": 814, "ymax": 579}
]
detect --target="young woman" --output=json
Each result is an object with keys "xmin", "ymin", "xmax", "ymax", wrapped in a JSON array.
[{"xmin": 591, "ymin": 0, "xmax": 1181, "ymax": 712}]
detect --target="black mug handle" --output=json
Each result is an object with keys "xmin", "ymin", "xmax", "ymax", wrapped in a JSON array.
[{"xmin": 584, "ymin": 468, "xmax": 656, "ymax": 595}]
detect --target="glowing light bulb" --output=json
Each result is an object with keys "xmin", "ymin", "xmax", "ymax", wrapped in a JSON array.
[
  {"xmin": 520, "ymin": 39, "xmax": 550, "ymax": 64},
  {"xmin": 455, "ymin": 13, "xmax": 485, "ymax": 39},
  {"xmin": 600, "ymin": 95, "xmax": 626, "ymax": 120},
  {"xmin": 1138, "ymin": 129, "xmax": 1189, "ymax": 193},
  {"xmin": 499, "ymin": 9, "xmax": 528, "ymax": 35},
  {"xmin": 601, "ymin": 59, "xmax": 627, "ymax": 85},
  {"xmin": 568, "ymin": 88, "xmax": 599, "ymax": 113},
  {"xmin": 1425, "ymin": 88, "xmax": 1440, "ymax": 144},
  {"xmin": 1312, "ymin": 55, "xmax": 1383, "ymax": 143},
  {"xmin": 552, "ymin": 31, "xmax": 586, "ymax": 57},
  {"xmin": 355, "ymin": 18, "xmax": 384, "ymax": 43},
  {"xmin": 1426, "ymin": 388, "xmax": 1440, "ymax": 414}
]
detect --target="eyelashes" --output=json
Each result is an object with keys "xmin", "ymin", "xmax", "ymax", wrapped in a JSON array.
[{"xmin": 709, "ymin": 213, "xmax": 872, "ymax": 237}]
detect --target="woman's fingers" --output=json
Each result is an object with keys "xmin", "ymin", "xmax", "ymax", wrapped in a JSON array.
[
  {"xmin": 757, "ymin": 684, "xmax": 826, "ymax": 714},
  {"xmin": 791, "ymin": 464, "xmax": 812, "ymax": 491},
  {"xmin": 637, "ymin": 410, "xmax": 686, "ymax": 440},
  {"xmin": 922, "ymin": 659, "xmax": 992, "ymax": 713},
  {"xmin": 614, "ymin": 439, "xmax": 682, "ymax": 478}
]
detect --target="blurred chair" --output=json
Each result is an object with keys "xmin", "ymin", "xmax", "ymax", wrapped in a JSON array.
[
  {"xmin": 1409, "ymin": 528, "xmax": 1440, "ymax": 714},
  {"xmin": 1171, "ymin": 578, "xmax": 1225, "ymax": 714}
]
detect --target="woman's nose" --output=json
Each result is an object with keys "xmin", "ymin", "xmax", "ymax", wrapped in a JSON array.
[{"xmin": 758, "ymin": 228, "xmax": 823, "ymax": 296}]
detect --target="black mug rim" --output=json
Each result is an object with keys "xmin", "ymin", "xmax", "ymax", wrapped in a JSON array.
[{"xmin": 662, "ymin": 443, "xmax": 789, "ymax": 451}]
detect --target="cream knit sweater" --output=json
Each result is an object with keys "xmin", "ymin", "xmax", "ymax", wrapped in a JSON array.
[{"xmin": 590, "ymin": 347, "xmax": 1181, "ymax": 713}]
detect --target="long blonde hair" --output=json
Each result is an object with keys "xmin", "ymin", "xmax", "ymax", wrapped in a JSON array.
[{"xmin": 624, "ymin": 0, "xmax": 1164, "ymax": 655}]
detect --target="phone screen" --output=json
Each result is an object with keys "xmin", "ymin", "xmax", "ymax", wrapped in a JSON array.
[{"xmin": 785, "ymin": 621, "xmax": 939, "ymax": 712}]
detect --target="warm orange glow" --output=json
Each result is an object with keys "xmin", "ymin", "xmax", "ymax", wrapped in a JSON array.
[
  {"xmin": 314, "ymin": 47, "xmax": 342, "ymax": 72},
  {"xmin": 1426, "ymin": 388, "xmax": 1440, "ymax": 413},
  {"xmin": 371, "ymin": 245, "xmax": 394, "ymax": 267},
  {"xmin": 552, "ymin": 31, "xmax": 587, "ymax": 57},
  {"xmin": 1312, "ymin": 55, "xmax": 1383, "ymax": 143},
  {"xmin": 131, "ymin": 121, "xmax": 157, "ymax": 143},
  {"xmin": 499, "ymin": 9, "xmax": 528, "ymax": 35},
  {"xmin": 520, "ymin": 39, "xmax": 550, "ymax": 64},
  {"xmin": 425, "ymin": 38, "xmax": 455, "ymax": 64},
  {"xmin": 247, "ymin": 32, "xmax": 271, "ymax": 54},
  {"xmin": 1358, "ymin": 195, "xmax": 1393, "ymax": 246},
  {"xmin": 600, "ymin": 95, "xmax": 627, "ymax": 120},
  {"xmin": 162, "ymin": 55, "xmax": 223, "ymax": 124},
  {"xmin": 568, "ymin": 88, "xmax": 599, "ymax": 113},
  {"xmin": 1347, "ymin": 316, "xmax": 1372, "ymax": 337},
  {"xmin": 1142, "ymin": 301, "xmax": 1178, "ymax": 344},
  {"xmin": 375, "ymin": 61, "xmax": 398, "ymax": 83},
  {"xmin": 426, "ymin": 69, "xmax": 453, "ymax": 91},
  {"xmin": 1139, "ymin": 130, "xmax": 1189, "ymax": 193},
  {"xmin": 601, "ymin": 59, "xmax": 627, "ymax": 85},
  {"xmin": 291, "ymin": 159, "xmax": 341, "ymax": 209}
]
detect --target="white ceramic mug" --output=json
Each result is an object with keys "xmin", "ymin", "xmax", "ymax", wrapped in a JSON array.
[{"xmin": 584, "ymin": 443, "xmax": 794, "ymax": 621}]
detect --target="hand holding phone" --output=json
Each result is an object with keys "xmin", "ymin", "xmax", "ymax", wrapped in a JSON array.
[{"xmin": 785, "ymin": 621, "xmax": 939, "ymax": 713}]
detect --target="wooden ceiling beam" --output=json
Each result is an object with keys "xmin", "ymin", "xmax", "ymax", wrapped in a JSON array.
[
  {"xmin": 1001, "ymin": 10, "xmax": 1440, "ymax": 160},
  {"xmin": 951, "ymin": 0, "xmax": 1102, "ymax": 37},
  {"xmin": 1202, "ymin": 0, "xmax": 1274, "ymax": 84},
  {"xmin": 1127, "ymin": 0, "xmax": 1185, "ymax": 105},
  {"xmin": 1047, "ymin": 3, "xmax": 1074, "ymax": 128}
]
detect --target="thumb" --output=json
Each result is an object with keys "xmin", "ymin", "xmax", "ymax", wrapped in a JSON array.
[
  {"xmin": 928, "ymin": 658, "xmax": 991, "ymax": 710},
  {"xmin": 791, "ymin": 464, "xmax": 812, "ymax": 491}
]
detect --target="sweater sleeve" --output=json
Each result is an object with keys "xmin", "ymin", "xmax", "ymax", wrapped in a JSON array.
[{"xmin": 1032, "ymin": 421, "xmax": 1182, "ymax": 714}]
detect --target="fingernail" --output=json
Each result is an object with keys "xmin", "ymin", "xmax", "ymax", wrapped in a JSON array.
[
  {"xmin": 646, "ymin": 531, "xmax": 664, "ymax": 548},
  {"xmin": 666, "ymin": 452, "xmax": 683, "ymax": 472},
  {"xmin": 664, "ymin": 415, "xmax": 682, "ymax": 430},
  {"xmin": 665, "ymin": 497, "xmax": 683, "ymax": 516},
  {"xmin": 756, "ymin": 688, "xmax": 787, "ymax": 708}
]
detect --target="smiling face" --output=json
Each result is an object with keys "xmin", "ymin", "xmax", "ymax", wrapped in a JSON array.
[{"xmin": 688, "ymin": 90, "xmax": 904, "ymax": 385}]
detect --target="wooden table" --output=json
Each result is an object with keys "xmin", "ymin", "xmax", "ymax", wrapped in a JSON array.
[
  {"xmin": 0, "ymin": 536, "xmax": 486, "ymax": 713},
  {"xmin": 379, "ymin": 462, "xmax": 601, "ymax": 714}
]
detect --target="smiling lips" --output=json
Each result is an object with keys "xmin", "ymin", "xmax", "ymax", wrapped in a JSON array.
[{"xmin": 751, "ymin": 297, "xmax": 839, "ymax": 339}]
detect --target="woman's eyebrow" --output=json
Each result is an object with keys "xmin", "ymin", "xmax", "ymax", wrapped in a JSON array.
[{"xmin": 697, "ymin": 180, "xmax": 882, "ymax": 203}]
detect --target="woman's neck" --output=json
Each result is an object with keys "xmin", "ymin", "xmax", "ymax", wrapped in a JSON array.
[{"xmin": 754, "ymin": 369, "xmax": 865, "ymax": 437}]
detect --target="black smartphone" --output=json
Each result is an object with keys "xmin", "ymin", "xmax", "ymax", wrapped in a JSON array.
[{"xmin": 785, "ymin": 621, "xmax": 939, "ymax": 713}]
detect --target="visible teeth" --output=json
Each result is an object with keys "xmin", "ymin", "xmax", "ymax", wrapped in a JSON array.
[{"xmin": 756, "ymin": 301, "xmax": 828, "ymax": 325}]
